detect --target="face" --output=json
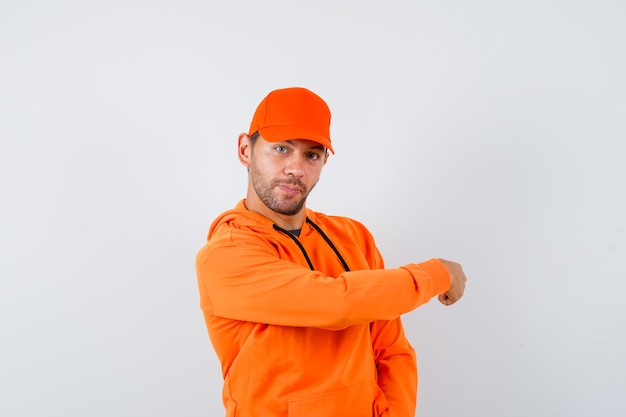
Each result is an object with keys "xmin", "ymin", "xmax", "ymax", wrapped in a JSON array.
[{"xmin": 241, "ymin": 135, "xmax": 328, "ymax": 217}]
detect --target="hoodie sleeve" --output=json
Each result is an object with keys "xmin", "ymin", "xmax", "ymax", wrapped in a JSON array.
[
  {"xmin": 196, "ymin": 227, "xmax": 450, "ymax": 329},
  {"xmin": 371, "ymin": 318, "xmax": 417, "ymax": 417},
  {"xmin": 365, "ymin": 241, "xmax": 417, "ymax": 417}
]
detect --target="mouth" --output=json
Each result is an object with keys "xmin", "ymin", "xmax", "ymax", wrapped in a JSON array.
[{"xmin": 277, "ymin": 184, "xmax": 302, "ymax": 195}]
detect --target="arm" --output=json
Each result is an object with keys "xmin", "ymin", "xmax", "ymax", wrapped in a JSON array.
[
  {"xmin": 365, "ymin": 240, "xmax": 416, "ymax": 417},
  {"xmin": 196, "ymin": 228, "xmax": 451, "ymax": 329},
  {"xmin": 371, "ymin": 318, "xmax": 417, "ymax": 417}
]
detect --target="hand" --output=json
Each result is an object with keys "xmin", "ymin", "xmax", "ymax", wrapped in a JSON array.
[{"xmin": 437, "ymin": 259, "xmax": 467, "ymax": 306}]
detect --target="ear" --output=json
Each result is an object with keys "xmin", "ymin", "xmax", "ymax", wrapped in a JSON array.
[{"xmin": 238, "ymin": 133, "xmax": 252, "ymax": 167}]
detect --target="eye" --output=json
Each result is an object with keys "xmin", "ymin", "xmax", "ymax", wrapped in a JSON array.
[
  {"xmin": 274, "ymin": 145, "xmax": 288, "ymax": 154},
  {"xmin": 306, "ymin": 152, "xmax": 321, "ymax": 160}
]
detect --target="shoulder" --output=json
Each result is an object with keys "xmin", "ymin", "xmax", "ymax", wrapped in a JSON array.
[{"xmin": 201, "ymin": 205, "xmax": 279, "ymax": 258}]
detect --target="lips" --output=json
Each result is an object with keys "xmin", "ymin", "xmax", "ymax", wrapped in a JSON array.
[
  {"xmin": 277, "ymin": 184, "xmax": 302, "ymax": 194},
  {"xmin": 274, "ymin": 180, "xmax": 304, "ymax": 195}
]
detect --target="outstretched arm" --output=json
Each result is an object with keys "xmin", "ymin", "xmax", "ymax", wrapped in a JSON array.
[{"xmin": 196, "ymin": 229, "xmax": 452, "ymax": 329}]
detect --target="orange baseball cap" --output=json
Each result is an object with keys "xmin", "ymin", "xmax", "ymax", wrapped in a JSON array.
[{"xmin": 248, "ymin": 87, "xmax": 334, "ymax": 154}]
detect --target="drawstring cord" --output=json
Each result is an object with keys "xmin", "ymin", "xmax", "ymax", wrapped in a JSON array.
[
  {"xmin": 272, "ymin": 223, "xmax": 315, "ymax": 270},
  {"xmin": 305, "ymin": 218, "xmax": 351, "ymax": 272},
  {"xmin": 273, "ymin": 217, "xmax": 351, "ymax": 272}
]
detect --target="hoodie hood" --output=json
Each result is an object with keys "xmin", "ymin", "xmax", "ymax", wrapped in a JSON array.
[
  {"xmin": 207, "ymin": 199, "xmax": 318, "ymax": 240},
  {"xmin": 207, "ymin": 200, "xmax": 350, "ymax": 273}
]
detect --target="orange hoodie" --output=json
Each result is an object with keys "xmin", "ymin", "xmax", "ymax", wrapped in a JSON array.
[{"xmin": 196, "ymin": 200, "xmax": 451, "ymax": 417}]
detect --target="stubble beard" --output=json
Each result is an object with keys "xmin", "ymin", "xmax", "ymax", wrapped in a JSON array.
[{"xmin": 249, "ymin": 165, "xmax": 316, "ymax": 216}]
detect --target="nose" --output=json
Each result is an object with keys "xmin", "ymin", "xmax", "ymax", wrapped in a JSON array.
[{"xmin": 284, "ymin": 153, "xmax": 305, "ymax": 177}]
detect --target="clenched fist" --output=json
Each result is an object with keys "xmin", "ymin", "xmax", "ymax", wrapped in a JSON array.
[{"xmin": 437, "ymin": 259, "xmax": 467, "ymax": 306}]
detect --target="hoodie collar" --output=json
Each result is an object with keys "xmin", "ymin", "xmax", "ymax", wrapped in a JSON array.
[{"xmin": 208, "ymin": 199, "xmax": 319, "ymax": 239}]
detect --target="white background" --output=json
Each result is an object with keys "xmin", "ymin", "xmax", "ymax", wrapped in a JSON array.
[{"xmin": 1, "ymin": 1, "xmax": 625, "ymax": 416}]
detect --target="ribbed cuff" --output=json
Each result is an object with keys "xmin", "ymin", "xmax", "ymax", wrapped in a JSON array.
[{"xmin": 418, "ymin": 258, "xmax": 451, "ymax": 296}]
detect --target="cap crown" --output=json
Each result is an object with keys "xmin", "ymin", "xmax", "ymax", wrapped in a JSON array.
[{"xmin": 248, "ymin": 87, "xmax": 334, "ymax": 153}]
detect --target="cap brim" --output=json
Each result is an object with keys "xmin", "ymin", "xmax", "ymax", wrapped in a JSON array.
[{"xmin": 258, "ymin": 126, "xmax": 334, "ymax": 154}]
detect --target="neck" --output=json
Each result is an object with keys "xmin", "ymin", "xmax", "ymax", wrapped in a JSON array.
[{"xmin": 270, "ymin": 211, "xmax": 306, "ymax": 231}]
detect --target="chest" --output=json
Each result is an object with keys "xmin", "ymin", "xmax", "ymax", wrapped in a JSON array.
[{"xmin": 274, "ymin": 233, "xmax": 372, "ymax": 276}]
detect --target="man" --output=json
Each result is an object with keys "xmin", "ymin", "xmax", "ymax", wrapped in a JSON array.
[{"xmin": 196, "ymin": 87, "xmax": 467, "ymax": 416}]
